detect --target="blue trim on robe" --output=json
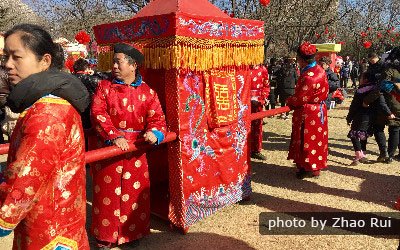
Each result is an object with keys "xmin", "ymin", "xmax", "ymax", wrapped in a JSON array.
[
  {"xmin": 0, "ymin": 227, "xmax": 12, "ymax": 237},
  {"xmin": 301, "ymin": 61, "xmax": 317, "ymax": 73},
  {"xmin": 113, "ymin": 75, "xmax": 143, "ymax": 87}
]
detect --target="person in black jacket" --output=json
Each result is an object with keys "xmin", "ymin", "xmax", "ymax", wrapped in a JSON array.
[
  {"xmin": 0, "ymin": 66, "xmax": 10, "ymax": 143},
  {"xmin": 346, "ymin": 73, "xmax": 376, "ymax": 165},
  {"xmin": 318, "ymin": 57, "xmax": 339, "ymax": 109},
  {"xmin": 276, "ymin": 57, "xmax": 298, "ymax": 119},
  {"xmin": 73, "ymin": 58, "xmax": 100, "ymax": 130},
  {"xmin": 366, "ymin": 52, "xmax": 385, "ymax": 83}
]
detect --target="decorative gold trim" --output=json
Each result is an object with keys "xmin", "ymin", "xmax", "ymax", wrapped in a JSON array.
[
  {"xmin": 19, "ymin": 97, "xmax": 71, "ymax": 118},
  {"xmin": 0, "ymin": 218, "xmax": 17, "ymax": 230},
  {"xmin": 97, "ymin": 36, "xmax": 264, "ymax": 71},
  {"xmin": 42, "ymin": 235, "xmax": 78, "ymax": 250}
]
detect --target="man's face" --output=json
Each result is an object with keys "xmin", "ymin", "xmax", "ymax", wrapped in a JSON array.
[
  {"xmin": 112, "ymin": 53, "xmax": 136, "ymax": 81},
  {"xmin": 368, "ymin": 57, "xmax": 378, "ymax": 64},
  {"xmin": 319, "ymin": 62, "xmax": 329, "ymax": 70}
]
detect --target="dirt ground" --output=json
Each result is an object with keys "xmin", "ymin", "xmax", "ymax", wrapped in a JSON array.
[{"xmin": 1, "ymin": 96, "xmax": 399, "ymax": 250}]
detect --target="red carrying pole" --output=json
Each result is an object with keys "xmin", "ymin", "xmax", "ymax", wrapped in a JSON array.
[
  {"xmin": 85, "ymin": 132, "xmax": 177, "ymax": 164},
  {"xmin": 0, "ymin": 132, "xmax": 177, "ymax": 163},
  {"xmin": 0, "ymin": 106, "xmax": 290, "ymax": 158},
  {"xmin": 249, "ymin": 106, "xmax": 291, "ymax": 121}
]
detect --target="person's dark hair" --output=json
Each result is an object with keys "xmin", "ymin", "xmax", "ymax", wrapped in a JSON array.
[
  {"xmin": 318, "ymin": 56, "xmax": 332, "ymax": 65},
  {"xmin": 4, "ymin": 24, "xmax": 63, "ymax": 69},
  {"xmin": 367, "ymin": 52, "xmax": 378, "ymax": 59},
  {"xmin": 73, "ymin": 58, "xmax": 89, "ymax": 73},
  {"xmin": 53, "ymin": 43, "xmax": 65, "ymax": 70},
  {"xmin": 387, "ymin": 46, "xmax": 400, "ymax": 62}
]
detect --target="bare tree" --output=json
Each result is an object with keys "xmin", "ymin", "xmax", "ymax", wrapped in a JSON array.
[{"xmin": 0, "ymin": 0, "xmax": 44, "ymax": 32}]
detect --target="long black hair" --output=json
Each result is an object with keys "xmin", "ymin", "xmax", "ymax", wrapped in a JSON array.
[{"xmin": 4, "ymin": 24, "xmax": 64, "ymax": 69}]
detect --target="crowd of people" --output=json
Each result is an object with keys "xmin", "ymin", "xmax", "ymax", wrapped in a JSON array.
[{"xmin": 0, "ymin": 22, "xmax": 398, "ymax": 250}]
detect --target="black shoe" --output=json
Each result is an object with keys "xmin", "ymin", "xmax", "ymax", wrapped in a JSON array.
[
  {"xmin": 385, "ymin": 157, "xmax": 394, "ymax": 164},
  {"xmin": 296, "ymin": 168, "xmax": 307, "ymax": 179},
  {"xmin": 358, "ymin": 157, "xmax": 371, "ymax": 164},
  {"xmin": 251, "ymin": 152, "xmax": 267, "ymax": 161},
  {"xmin": 376, "ymin": 155, "xmax": 389, "ymax": 162}
]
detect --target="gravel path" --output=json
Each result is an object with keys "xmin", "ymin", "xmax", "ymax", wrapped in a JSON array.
[{"xmin": 1, "ymin": 97, "xmax": 399, "ymax": 250}]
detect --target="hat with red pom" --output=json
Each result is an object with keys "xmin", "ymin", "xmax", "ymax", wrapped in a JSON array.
[{"xmin": 297, "ymin": 41, "xmax": 317, "ymax": 60}]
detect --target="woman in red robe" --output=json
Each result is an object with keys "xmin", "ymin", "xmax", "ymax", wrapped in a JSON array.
[
  {"xmin": 90, "ymin": 43, "xmax": 166, "ymax": 248},
  {"xmin": 287, "ymin": 42, "xmax": 329, "ymax": 179},
  {"xmin": 0, "ymin": 24, "xmax": 90, "ymax": 249}
]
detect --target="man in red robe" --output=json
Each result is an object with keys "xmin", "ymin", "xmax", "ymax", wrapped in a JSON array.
[
  {"xmin": 287, "ymin": 42, "xmax": 329, "ymax": 179},
  {"xmin": 90, "ymin": 43, "xmax": 166, "ymax": 249},
  {"xmin": 250, "ymin": 64, "xmax": 270, "ymax": 160}
]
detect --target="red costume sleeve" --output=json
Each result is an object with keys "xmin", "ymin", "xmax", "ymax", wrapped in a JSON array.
[
  {"xmin": 0, "ymin": 113, "xmax": 66, "ymax": 229},
  {"xmin": 144, "ymin": 92, "xmax": 167, "ymax": 136},
  {"xmin": 91, "ymin": 81, "xmax": 124, "ymax": 141},
  {"xmin": 261, "ymin": 66, "xmax": 270, "ymax": 100}
]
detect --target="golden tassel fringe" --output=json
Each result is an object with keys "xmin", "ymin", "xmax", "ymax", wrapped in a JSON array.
[{"xmin": 97, "ymin": 36, "xmax": 264, "ymax": 71}]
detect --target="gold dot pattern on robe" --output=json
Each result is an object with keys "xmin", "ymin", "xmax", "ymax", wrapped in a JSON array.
[
  {"xmin": 122, "ymin": 194, "xmax": 130, "ymax": 202},
  {"xmin": 115, "ymin": 187, "xmax": 121, "ymax": 196},
  {"xmin": 94, "ymin": 185, "xmax": 100, "ymax": 193},
  {"xmin": 135, "ymin": 160, "xmax": 142, "ymax": 168},
  {"xmin": 113, "ymin": 232, "xmax": 118, "ymax": 240},
  {"xmin": 120, "ymin": 215, "xmax": 127, "ymax": 223},
  {"xmin": 114, "ymin": 209, "xmax": 120, "ymax": 217},
  {"xmin": 118, "ymin": 237, "xmax": 126, "ymax": 245},
  {"xmin": 127, "ymin": 105, "xmax": 135, "ymax": 112},
  {"xmin": 116, "ymin": 166, "xmax": 123, "ymax": 174},
  {"xmin": 140, "ymin": 213, "xmax": 146, "ymax": 221},
  {"xmin": 97, "ymin": 115, "xmax": 106, "ymax": 122},
  {"xmin": 123, "ymin": 172, "xmax": 131, "ymax": 180},
  {"xmin": 132, "ymin": 203, "xmax": 138, "ymax": 210},
  {"xmin": 102, "ymin": 219, "xmax": 110, "ymax": 226},
  {"xmin": 133, "ymin": 181, "xmax": 141, "ymax": 189},
  {"xmin": 144, "ymin": 172, "xmax": 149, "ymax": 179},
  {"xmin": 103, "ymin": 197, "xmax": 111, "ymax": 205},
  {"xmin": 94, "ymin": 207, "xmax": 100, "ymax": 214},
  {"xmin": 129, "ymin": 224, "xmax": 136, "ymax": 231},
  {"xmin": 148, "ymin": 110, "xmax": 155, "ymax": 117},
  {"xmin": 104, "ymin": 175, "xmax": 112, "ymax": 183},
  {"xmin": 119, "ymin": 121, "xmax": 126, "ymax": 128}
]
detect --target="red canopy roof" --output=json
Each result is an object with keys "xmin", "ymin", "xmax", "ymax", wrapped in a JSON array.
[{"xmin": 134, "ymin": 0, "xmax": 229, "ymax": 18}]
